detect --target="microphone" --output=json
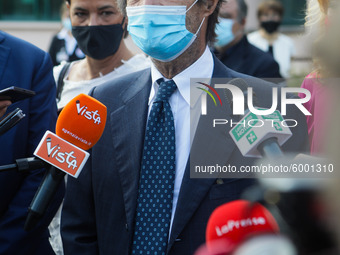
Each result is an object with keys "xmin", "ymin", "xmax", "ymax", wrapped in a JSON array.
[
  {"xmin": 24, "ymin": 93, "xmax": 107, "ymax": 230},
  {"xmin": 0, "ymin": 157, "xmax": 47, "ymax": 173},
  {"xmin": 205, "ymin": 200, "xmax": 279, "ymax": 254},
  {"xmin": 233, "ymin": 235, "xmax": 297, "ymax": 255},
  {"xmin": 56, "ymin": 96, "xmax": 106, "ymax": 150},
  {"xmin": 0, "ymin": 108, "xmax": 25, "ymax": 135},
  {"xmin": 195, "ymin": 236, "xmax": 296, "ymax": 255},
  {"xmin": 224, "ymin": 79, "xmax": 291, "ymax": 158}
]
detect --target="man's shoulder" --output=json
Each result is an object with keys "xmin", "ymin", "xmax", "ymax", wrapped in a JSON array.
[
  {"xmin": 90, "ymin": 67, "xmax": 152, "ymax": 106},
  {"xmin": 212, "ymin": 53, "xmax": 248, "ymax": 79},
  {"xmin": 0, "ymin": 31, "xmax": 50, "ymax": 72},
  {"xmin": 242, "ymin": 39, "xmax": 280, "ymax": 76},
  {"xmin": 0, "ymin": 31, "xmax": 46, "ymax": 56},
  {"xmin": 246, "ymin": 40, "xmax": 274, "ymax": 62},
  {"xmin": 213, "ymin": 53, "xmax": 273, "ymax": 86},
  {"xmin": 95, "ymin": 67, "xmax": 151, "ymax": 91},
  {"xmin": 213, "ymin": 55, "xmax": 283, "ymax": 106}
]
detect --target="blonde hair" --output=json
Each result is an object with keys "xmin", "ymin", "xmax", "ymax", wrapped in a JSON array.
[
  {"xmin": 305, "ymin": 0, "xmax": 329, "ymax": 27},
  {"xmin": 305, "ymin": 0, "xmax": 331, "ymax": 77}
]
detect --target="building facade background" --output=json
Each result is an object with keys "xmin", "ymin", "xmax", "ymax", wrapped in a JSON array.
[{"xmin": 0, "ymin": 0, "xmax": 313, "ymax": 78}]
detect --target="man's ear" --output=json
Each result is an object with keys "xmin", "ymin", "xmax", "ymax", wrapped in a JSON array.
[
  {"xmin": 66, "ymin": 1, "xmax": 70, "ymax": 9},
  {"xmin": 241, "ymin": 17, "xmax": 246, "ymax": 26},
  {"xmin": 203, "ymin": 0, "xmax": 220, "ymax": 18}
]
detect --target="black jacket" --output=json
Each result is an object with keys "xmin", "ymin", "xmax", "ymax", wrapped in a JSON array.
[{"xmin": 214, "ymin": 36, "xmax": 282, "ymax": 79}]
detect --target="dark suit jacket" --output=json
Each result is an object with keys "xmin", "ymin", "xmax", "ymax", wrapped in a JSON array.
[
  {"xmin": 61, "ymin": 55, "xmax": 308, "ymax": 255},
  {"xmin": 0, "ymin": 31, "xmax": 64, "ymax": 255},
  {"xmin": 214, "ymin": 36, "xmax": 282, "ymax": 79}
]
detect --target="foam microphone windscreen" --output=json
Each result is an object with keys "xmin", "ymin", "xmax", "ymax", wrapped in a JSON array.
[
  {"xmin": 56, "ymin": 93, "xmax": 107, "ymax": 150},
  {"xmin": 194, "ymin": 239, "xmax": 234, "ymax": 255},
  {"xmin": 206, "ymin": 200, "xmax": 279, "ymax": 254}
]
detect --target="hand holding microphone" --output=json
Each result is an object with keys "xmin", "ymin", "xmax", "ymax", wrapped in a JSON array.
[
  {"xmin": 24, "ymin": 93, "xmax": 107, "ymax": 230},
  {"xmin": 0, "ymin": 87, "xmax": 36, "ymax": 135},
  {"xmin": 0, "ymin": 100, "xmax": 11, "ymax": 118}
]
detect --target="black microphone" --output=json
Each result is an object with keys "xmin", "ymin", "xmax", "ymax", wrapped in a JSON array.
[
  {"xmin": 0, "ymin": 108, "xmax": 25, "ymax": 135},
  {"xmin": 25, "ymin": 165, "xmax": 65, "ymax": 230},
  {"xmin": 0, "ymin": 157, "xmax": 47, "ymax": 173}
]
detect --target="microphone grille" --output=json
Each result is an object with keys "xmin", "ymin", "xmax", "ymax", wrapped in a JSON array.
[{"xmin": 56, "ymin": 94, "xmax": 107, "ymax": 150}]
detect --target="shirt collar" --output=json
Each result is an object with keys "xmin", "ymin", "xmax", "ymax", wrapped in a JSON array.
[{"xmin": 149, "ymin": 46, "xmax": 214, "ymax": 108}]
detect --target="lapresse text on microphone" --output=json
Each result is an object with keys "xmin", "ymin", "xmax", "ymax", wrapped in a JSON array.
[
  {"xmin": 195, "ymin": 199, "xmax": 297, "ymax": 255},
  {"xmin": 196, "ymin": 200, "xmax": 280, "ymax": 255},
  {"xmin": 206, "ymin": 200, "xmax": 279, "ymax": 252},
  {"xmin": 24, "ymin": 93, "xmax": 107, "ymax": 231}
]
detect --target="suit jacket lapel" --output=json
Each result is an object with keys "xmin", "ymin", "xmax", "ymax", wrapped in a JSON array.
[
  {"xmin": 0, "ymin": 32, "xmax": 10, "ymax": 85},
  {"xmin": 167, "ymin": 56, "xmax": 238, "ymax": 251},
  {"xmin": 109, "ymin": 69, "xmax": 152, "ymax": 229}
]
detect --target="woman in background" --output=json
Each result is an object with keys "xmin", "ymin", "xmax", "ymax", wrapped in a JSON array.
[
  {"xmin": 49, "ymin": 0, "xmax": 150, "ymax": 254},
  {"xmin": 306, "ymin": 2, "xmax": 340, "ymax": 252},
  {"xmin": 248, "ymin": 0, "xmax": 295, "ymax": 78},
  {"xmin": 298, "ymin": 0, "xmax": 339, "ymax": 155},
  {"xmin": 54, "ymin": 0, "xmax": 150, "ymax": 110},
  {"xmin": 48, "ymin": 2, "xmax": 85, "ymax": 66}
]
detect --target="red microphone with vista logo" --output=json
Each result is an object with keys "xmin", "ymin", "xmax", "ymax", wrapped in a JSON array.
[
  {"xmin": 198, "ymin": 200, "xmax": 279, "ymax": 255},
  {"xmin": 25, "ymin": 94, "xmax": 107, "ymax": 230}
]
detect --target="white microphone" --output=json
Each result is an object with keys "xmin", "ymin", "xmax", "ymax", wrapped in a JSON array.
[
  {"xmin": 233, "ymin": 235, "xmax": 297, "ymax": 255},
  {"xmin": 225, "ymin": 79, "xmax": 292, "ymax": 158},
  {"xmin": 229, "ymin": 109, "xmax": 292, "ymax": 158}
]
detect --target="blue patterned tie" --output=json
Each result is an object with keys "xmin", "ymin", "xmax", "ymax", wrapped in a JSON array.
[{"xmin": 131, "ymin": 79, "xmax": 177, "ymax": 255}]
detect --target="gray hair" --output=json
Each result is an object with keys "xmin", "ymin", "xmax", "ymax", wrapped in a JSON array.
[
  {"xmin": 236, "ymin": 0, "xmax": 248, "ymax": 22},
  {"xmin": 116, "ymin": 0, "xmax": 127, "ymax": 16}
]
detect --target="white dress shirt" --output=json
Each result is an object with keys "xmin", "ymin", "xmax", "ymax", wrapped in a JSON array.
[{"xmin": 148, "ymin": 46, "xmax": 214, "ymax": 235}]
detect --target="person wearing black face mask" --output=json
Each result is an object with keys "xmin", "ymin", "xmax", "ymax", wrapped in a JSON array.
[
  {"xmin": 248, "ymin": 0, "xmax": 296, "ymax": 79},
  {"xmin": 53, "ymin": 0, "xmax": 150, "ymax": 111},
  {"xmin": 49, "ymin": 0, "xmax": 150, "ymax": 253}
]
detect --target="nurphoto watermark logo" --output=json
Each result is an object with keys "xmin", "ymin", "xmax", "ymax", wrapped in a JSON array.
[
  {"xmin": 195, "ymin": 78, "xmax": 312, "ymax": 130},
  {"xmin": 190, "ymin": 78, "xmax": 339, "ymax": 180},
  {"xmin": 198, "ymin": 83, "xmax": 311, "ymax": 117}
]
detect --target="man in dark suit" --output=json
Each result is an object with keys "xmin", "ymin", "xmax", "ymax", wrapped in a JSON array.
[
  {"xmin": 61, "ymin": 0, "xmax": 308, "ymax": 254},
  {"xmin": 213, "ymin": 0, "xmax": 282, "ymax": 78},
  {"xmin": 0, "ymin": 31, "xmax": 64, "ymax": 254}
]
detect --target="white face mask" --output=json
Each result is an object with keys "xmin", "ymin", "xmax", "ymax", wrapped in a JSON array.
[{"xmin": 126, "ymin": 0, "xmax": 205, "ymax": 62}]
